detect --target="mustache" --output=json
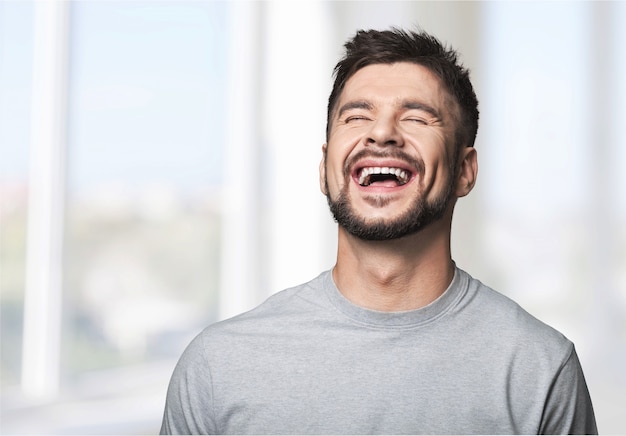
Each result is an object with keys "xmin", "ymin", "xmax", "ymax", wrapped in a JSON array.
[{"xmin": 343, "ymin": 149, "xmax": 425, "ymax": 179}]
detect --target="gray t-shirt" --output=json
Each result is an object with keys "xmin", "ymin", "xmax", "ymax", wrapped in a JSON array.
[{"xmin": 161, "ymin": 267, "xmax": 597, "ymax": 434}]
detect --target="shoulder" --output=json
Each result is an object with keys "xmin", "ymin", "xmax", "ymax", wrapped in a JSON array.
[
  {"xmin": 466, "ymin": 279, "xmax": 597, "ymax": 435},
  {"xmin": 455, "ymin": 268, "xmax": 574, "ymax": 365},
  {"xmin": 196, "ymin": 270, "xmax": 333, "ymax": 346},
  {"xmin": 162, "ymin": 272, "xmax": 333, "ymax": 432}
]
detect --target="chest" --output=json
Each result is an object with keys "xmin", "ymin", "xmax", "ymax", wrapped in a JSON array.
[{"xmin": 210, "ymin": 330, "xmax": 543, "ymax": 434}]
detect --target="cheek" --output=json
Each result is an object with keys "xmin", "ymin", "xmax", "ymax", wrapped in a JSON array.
[
  {"xmin": 430, "ymin": 156, "xmax": 457, "ymax": 195},
  {"xmin": 417, "ymin": 141, "xmax": 456, "ymax": 192},
  {"xmin": 325, "ymin": 154, "xmax": 347, "ymax": 190},
  {"xmin": 324, "ymin": 138, "xmax": 355, "ymax": 188}
]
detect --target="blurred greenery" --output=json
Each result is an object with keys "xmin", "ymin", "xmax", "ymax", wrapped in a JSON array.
[
  {"xmin": 0, "ymin": 198, "xmax": 28, "ymax": 386},
  {"xmin": 1, "ymin": 191, "xmax": 222, "ymax": 386}
]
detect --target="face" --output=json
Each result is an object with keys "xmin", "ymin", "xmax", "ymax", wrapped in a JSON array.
[{"xmin": 320, "ymin": 62, "xmax": 462, "ymax": 240}]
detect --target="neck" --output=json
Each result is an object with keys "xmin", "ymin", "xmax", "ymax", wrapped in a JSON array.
[{"xmin": 332, "ymin": 218, "xmax": 455, "ymax": 312}]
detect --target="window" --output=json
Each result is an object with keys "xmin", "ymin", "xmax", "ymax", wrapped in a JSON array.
[
  {"xmin": 0, "ymin": 0, "xmax": 34, "ymax": 391},
  {"xmin": 2, "ymin": 1, "xmax": 228, "ymax": 432}
]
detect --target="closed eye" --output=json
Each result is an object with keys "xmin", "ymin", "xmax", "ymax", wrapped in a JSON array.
[
  {"xmin": 345, "ymin": 115, "xmax": 371, "ymax": 123},
  {"xmin": 403, "ymin": 117, "xmax": 428, "ymax": 125}
]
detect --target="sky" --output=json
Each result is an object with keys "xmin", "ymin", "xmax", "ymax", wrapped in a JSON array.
[
  {"xmin": 1, "ymin": 1, "xmax": 229, "ymax": 194},
  {"xmin": 0, "ymin": 1, "xmax": 34, "ymax": 182}
]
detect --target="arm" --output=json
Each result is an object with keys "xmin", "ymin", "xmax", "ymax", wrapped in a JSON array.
[
  {"xmin": 161, "ymin": 333, "xmax": 217, "ymax": 435},
  {"xmin": 539, "ymin": 346, "xmax": 597, "ymax": 435}
]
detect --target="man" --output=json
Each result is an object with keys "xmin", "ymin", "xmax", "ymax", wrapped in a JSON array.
[{"xmin": 161, "ymin": 28, "xmax": 597, "ymax": 434}]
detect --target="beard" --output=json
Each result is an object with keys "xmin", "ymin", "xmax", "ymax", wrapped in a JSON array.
[{"xmin": 324, "ymin": 151, "xmax": 456, "ymax": 241}]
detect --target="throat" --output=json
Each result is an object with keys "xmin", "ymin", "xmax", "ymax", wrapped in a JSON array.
[
  {"xmin": 368, "ymin": 174, "xmax": 402, "ymax": 187},
  {"xmin": 334, "ymin": 262, "xmax": 455, "ymax": 312},
  {"xmin": 333, "ymin": 233, "xmax": 456, "ymax": 311}
]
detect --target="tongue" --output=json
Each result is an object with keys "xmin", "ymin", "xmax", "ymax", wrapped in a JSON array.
[{"xmin": 369, "ymin": 179, "xmax": 400, "ymax": 188}]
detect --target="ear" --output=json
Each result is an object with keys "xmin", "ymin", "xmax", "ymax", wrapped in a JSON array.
[
  {"xmin": 319, "ymin": 143, "xmax": 328, "ymax": 195},
  {"xmin": 455, "ymin": 147, "xmax": 478, "ymax": 198}
]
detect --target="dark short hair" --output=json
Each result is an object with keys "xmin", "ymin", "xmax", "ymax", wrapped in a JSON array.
[{"xmin": 326, "ymin": 28, "xmax": 479, "ymax": 149}]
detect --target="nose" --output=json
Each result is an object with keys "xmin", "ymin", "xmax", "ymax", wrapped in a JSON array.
[{"xmin": 365, "ymin": 115, "xmax": 403, "ymax": 148}]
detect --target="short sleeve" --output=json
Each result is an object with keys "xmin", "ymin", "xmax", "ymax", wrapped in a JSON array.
[
  {"xmin": 539, "ymin": 346, "xmax": 597, "ymax": 435},
  {"xmin": 160, "ymin": 333, "xmax": 217, "ymax": 435}
]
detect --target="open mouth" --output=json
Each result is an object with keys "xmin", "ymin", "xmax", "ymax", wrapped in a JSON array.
[{"xmin": 357, "ymin": 166, "xmax": 411, "ymax": 187}]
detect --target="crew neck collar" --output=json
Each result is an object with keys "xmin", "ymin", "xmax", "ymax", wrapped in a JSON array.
[{"xmin": 322, "ymin": 266, "xmax": 468, "ymax": 329}]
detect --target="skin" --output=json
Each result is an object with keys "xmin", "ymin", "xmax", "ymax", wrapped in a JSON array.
[{"xmin": 319, "ymin": 62, "xmax": 478, "ymax": 312}]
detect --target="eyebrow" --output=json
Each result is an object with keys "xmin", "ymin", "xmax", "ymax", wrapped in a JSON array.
[
  {"xmin": 401, "ymin": 100, "xmax": 441, "ymax": 119},
  {"xmin": 336, "ymin": 99, "xmax": 441, "ymax": 120},
  {"xmin": 336, "ymin": 100, "xmax": 373, "ymax": 119}
]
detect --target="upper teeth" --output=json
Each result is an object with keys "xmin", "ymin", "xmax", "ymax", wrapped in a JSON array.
[{"xmin": 358, "ymin": 167, "xmax": 410, "ymax": 186}]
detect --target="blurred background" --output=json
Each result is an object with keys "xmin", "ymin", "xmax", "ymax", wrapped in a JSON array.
[{"xmin": 1, "ymin": 0, "xmax": 624, "ymax": 434}]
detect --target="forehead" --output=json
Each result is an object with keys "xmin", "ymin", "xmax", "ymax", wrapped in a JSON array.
[{"xmin": 337, "ymin": 62, "xmax": 455, "ymax": 115}]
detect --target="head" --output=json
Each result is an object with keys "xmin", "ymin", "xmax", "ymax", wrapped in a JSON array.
[
  {"xmin": 326, "ymin": 28, "xmax": 479, "ymax": 151},
  {"xmin": 321, "ymin": 28, "xmax": 479, "ymax": 241}
]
